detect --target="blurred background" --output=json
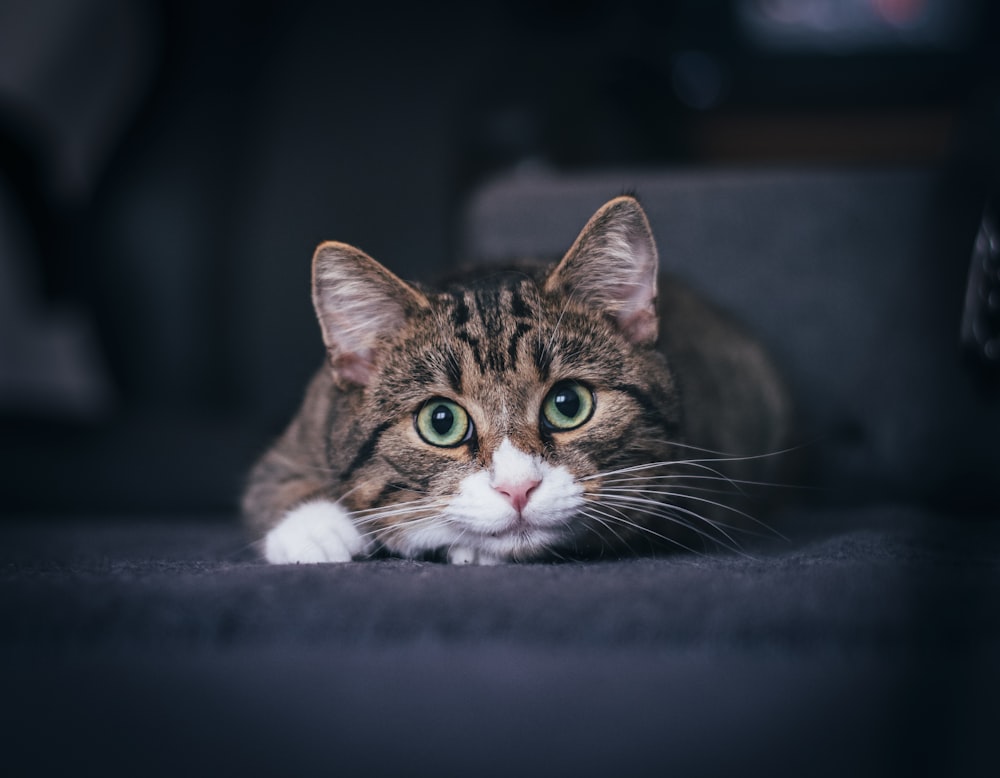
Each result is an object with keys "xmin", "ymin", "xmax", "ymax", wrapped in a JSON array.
[{"xmin": 1, "ymin": 0, "xmax": 997, "ymax": 520}]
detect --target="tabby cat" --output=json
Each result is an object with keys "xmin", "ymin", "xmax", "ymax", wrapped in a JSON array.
[{"xmin": 242, "ymin": 196, "xmax": 790, "ymax": 564}]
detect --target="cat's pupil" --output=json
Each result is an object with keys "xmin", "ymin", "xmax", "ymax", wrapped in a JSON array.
[
  {"xmin": 554, "ymin": 390, "xmax": 580, "ymax": 418},
  {"xmin": 431, "ymin": 405, "xmax": 455, "ymax": 435}
]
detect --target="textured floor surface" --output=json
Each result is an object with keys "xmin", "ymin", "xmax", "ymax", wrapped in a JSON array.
[{"xmin": 2, "ymin": 507, "xmax": 998, "ymax": 777}]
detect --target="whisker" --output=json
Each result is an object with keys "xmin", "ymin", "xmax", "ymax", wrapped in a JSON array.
[
  {"xmin": 446, "ymin": 527, "xmax": 471, "ymax": 560},
  {"xmin": 353, "ymin": 506, "xmax": 452, "ymax": 529},
  {"xmin": 598, "ymin": 486, "xmax": 767, "ymax": 526},
  {"xmin": 584, "ymin": 459, "xmax": 749, "ymax": 496},
  {"xmin": 349, "ymin": 496, "xmax": 450, "ymax": 517},
  {"xmin": 578, "ymin": 505, "xmax": 634, "ymax": 550},
  {"xmin": 544, "ymin": 298, "xmax": 572, "ymax": 359},
  {"xmin": 354, "ymin": 512, "xmax": 457, "ymax": 543},
  {"xmin": 599, "ymin": 472, "xmax": 779, "ymax": 488},
  {"xmin": 585, "ymin": 446, "xmax": 797, "ymax": 480},
  {"xmin": 580, "ymin": 503, "xmax": 707, "ymax": 555},
  {"xmin": 642, "ymin": 439, "xmax": 808, "ymax": 461},
  {"xmin": 590, "ymin": 493, "xmax": 759, "ymax": 556},
  {"xmin": 623, "ymin": 482, "xmax": 750, "ymax": 499}
]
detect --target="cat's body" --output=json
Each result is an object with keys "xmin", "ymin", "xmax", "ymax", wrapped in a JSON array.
[{"xmin": 243, "ymin": 196, "xmax": 790, "ymax": 564}]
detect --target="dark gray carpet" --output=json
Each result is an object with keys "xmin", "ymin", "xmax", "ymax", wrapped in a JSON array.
[{"xmin": 3, "ymin": 508, "xmax": 998, "ymax": 777}]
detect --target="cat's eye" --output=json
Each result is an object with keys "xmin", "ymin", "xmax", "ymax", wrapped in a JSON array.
[
  {"xmin": 541, "ymin": 381, "xmax": 595, "ymax": 432},
  {"xmin": 415, "ymin": 399, "xmax": 472, "ymax": 447}
]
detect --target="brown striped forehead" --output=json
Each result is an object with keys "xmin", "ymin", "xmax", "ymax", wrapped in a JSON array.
[
  {"xmin": 374, "ymin": 269, "xmax": 642, "ymax": 437},
  {"xmin": 435, "ymin": 274, "xmax": 547, "ymax": 383}
]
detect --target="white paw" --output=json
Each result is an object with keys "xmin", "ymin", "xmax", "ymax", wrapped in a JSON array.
[
  {"xmin": 263, "ymin": 500, "xmax": 368, "ymax": 564},
  {"xmin": 447, "ymin": 546, "xmax": 504, "ymax": 566}
]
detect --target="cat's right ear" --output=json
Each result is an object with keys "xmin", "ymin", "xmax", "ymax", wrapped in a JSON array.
[
  {"xmin": 312, "ymin": 241, "xmax": 429, "ymax": 387},
  {"xmin": 544, "ymin": 196, "xmax": 660, "ymax": 346}
]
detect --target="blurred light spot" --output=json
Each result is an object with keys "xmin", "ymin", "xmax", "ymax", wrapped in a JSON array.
[
  {"xmin": 873, "ymin": 0, "xmax": 927, "ymax": 28},
  {"xmin": 739, "ymin": 0, "xmax": 976, "ymax": 52}
]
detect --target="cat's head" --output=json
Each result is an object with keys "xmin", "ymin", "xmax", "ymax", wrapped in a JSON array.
[{"xmin": 313, "ymin": 196, "xmax": 683, "ymax": 562}]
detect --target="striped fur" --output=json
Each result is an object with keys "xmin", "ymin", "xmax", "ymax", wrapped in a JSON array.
[{"xmin": 242, "ymin": 196, "xmax": 791, "ymax": 563}]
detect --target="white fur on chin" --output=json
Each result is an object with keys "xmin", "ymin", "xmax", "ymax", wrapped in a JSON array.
[{"xmin": 447, "ymin": 546, "xmax": 504, "ymax": 565}]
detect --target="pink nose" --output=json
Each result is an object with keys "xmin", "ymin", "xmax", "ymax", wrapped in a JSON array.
[{"xmin": 494, "ymin": 479, "xmax": 540, "ymax": 514}]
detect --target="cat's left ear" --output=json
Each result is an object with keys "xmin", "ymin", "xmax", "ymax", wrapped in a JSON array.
[
  {"xmin": 544, "ymin": 195, "xmax": 659, "ymax": 346},
  {"xmin": 312, "ymin": 241, "xmax": 429, "ymax": 387}
]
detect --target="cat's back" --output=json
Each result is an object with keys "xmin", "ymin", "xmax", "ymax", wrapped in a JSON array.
[{"xmin": 657, "ymin": 273, "xmax": 792, "ymax": 477}]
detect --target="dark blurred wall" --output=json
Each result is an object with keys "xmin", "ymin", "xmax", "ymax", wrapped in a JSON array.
[{"xmin": 0, "ymin": 0, "xmax": 996, "ymax": 518}]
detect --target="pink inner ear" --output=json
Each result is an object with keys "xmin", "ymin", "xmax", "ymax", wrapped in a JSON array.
[
  {"xmin": 312, "ymin": 240, "xmax": 431, "ymax": 390},
  {"xmin": 608, "ymin": 242, "xmax": 658, "ymax": 345},
  {"xmin": 618, "ymin": 308, "xmax": 659, "ymax": 345},
  {"xmin": 331, "ymin": 348, "xmax": 375, "ymax": 386}
]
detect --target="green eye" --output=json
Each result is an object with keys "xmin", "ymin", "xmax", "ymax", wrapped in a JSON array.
[
  {"xmin": 415, "ymin": 399, "xmax": 471, "ymax": 447},
  {"xmin": 541, "ymin": 381, "xmax": 595, "ymax": 431}
]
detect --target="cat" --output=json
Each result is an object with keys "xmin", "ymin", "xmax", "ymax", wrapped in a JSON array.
[{"xmin": 242, "ymin": 195, "xmax": 791, "ymax": 565}]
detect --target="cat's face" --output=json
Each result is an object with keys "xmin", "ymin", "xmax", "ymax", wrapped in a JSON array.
[
  {"xmin": 341, "ymin": 272, "xmax": 679, "ymax": 562},
  {"xmin": 314, "ymin": 196, "xmax": 682, "ymax": 562}
]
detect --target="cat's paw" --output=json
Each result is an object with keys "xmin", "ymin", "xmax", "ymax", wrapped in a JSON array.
[
  {"xmin": 447, "ymin": 546, "xmax": 504, "ymax": 566},
  {"xmin": 263, "ymin": 500, "xmax": 368, "ymax": 564}
]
